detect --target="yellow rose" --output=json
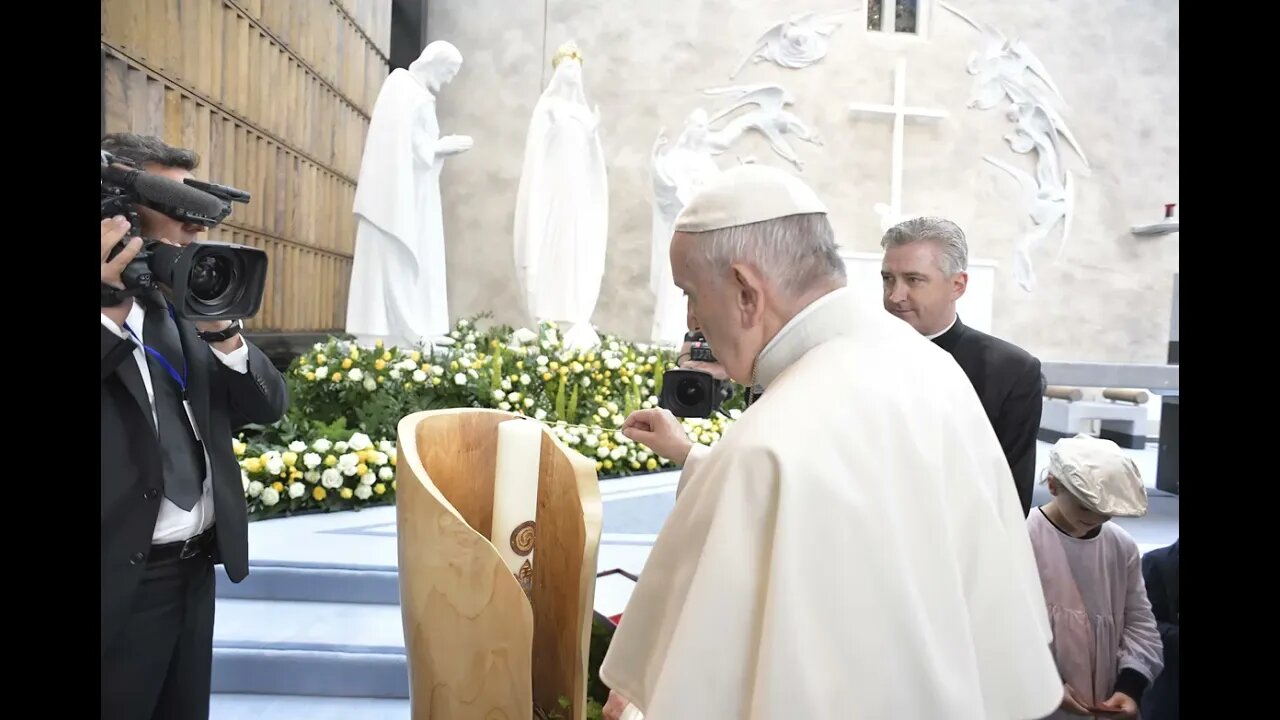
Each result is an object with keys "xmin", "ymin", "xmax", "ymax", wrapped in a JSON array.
[
  {"xmin": 390, "ymin": 454, "xmax": 397, "ymax": 467},
  {"xmin": 243, "ymin": 458, "xmax": 262, "ymax": 473},
  {"xmin": 595, "ymin": 461, "xmax": 603, "ymax": 471},
  {"xmin": 391, "ymin": 480, "xmax": 397, "ymax": 491},
  {"xmin": 282, "ymin": 452, "xmax": 298, "ymax": 467},
  {"xmin": 645, "ymin": 458, "xmax": 658, "ymax": 471},
  {"xmin": 431, "ymin": 377, "xmax": 441, "ymax": 385},
  {"xmin": 375, "ymin": 359, "xmax": 386, "ymax": 371},
  {"xmin": 232, "ymin": 440, "xmax": 246, "ymax": 456},
  {"xmin": 313, "ymin": 487, "xmax": 327, "ymax": 501},
  {"xmin": 331, "ymin": 372, "xmax": 342, "ymax": 382},
  {"xmin": 342, "ymin": 358, "xmax": 353, "ymax": 370},
  {"xmin": 349, "ymin": 348, "xmax": 360, "ymax": 361},
  {"xmin": 374, "ymin": 483, "xmax": 387, "ymax": 495},
  {"xmin": 450, "ymin": 360, "xmax": 459, "ymax": 371},
  {"xmin": 271, "ymin": 481, "xmax": 284, "ymax": 493},
  {"xmin": 259, "ymin": 453, "xmax": 271, "ymax": 465},
  {"xmin": 377, "ymin": 375, "xmax": 385, "ymax": 384},
  {"xmin": 324, "ymin": 454, "xmax": 338, "ymax": 467},
  {"xmin": 603, "ymin": 459, "xmax": 613, "ymax": 470},
  {"xmin": 289, "ymin": 468, "xmax": 303, "ymax": 480},
  {"xmin": 340, "ymin": 487, "xmax": 354, "ymax": 500},
  {"xmin": 410, "ymin": 351, "xmax": 422, "ymax": 362},
  {"xmin": 304, "ymin": 372, "xmax": 316, "ymax": 381},
  {"xmin": 356, "ymin": 463, "xmax": 369, "ymax": 476},
  {"xmin": 381, "ymin": 351, "xmax": 391, "ymax": 361},
  {"xmin": 549, "ymin": 361, "xmax": 560, "ymax": 371},
  {"xmin": 375, "ymin": 339, "xmax": 384, "ymax": 348}
]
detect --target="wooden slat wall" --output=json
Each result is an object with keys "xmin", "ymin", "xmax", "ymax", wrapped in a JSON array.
[{"xmin": 101, "ymin": 0, "xmax": 393, "ymax": 333}]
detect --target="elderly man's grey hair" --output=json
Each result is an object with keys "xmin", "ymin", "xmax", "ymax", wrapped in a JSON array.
[
  {"xmin": 691, "ymin": 212, "xmax": 846, "ymax": 297},
  {"xmin": 880, "ymin": 217, "xmax": 969, "ymax": 276}
]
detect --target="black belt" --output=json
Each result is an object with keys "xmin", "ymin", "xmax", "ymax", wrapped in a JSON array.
[{"xmin": 148, "ymin": 527, "xmax": 216, "ymax": 565}]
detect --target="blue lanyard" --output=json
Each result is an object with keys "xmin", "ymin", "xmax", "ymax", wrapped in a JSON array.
[{"xmin": 123, "ymin": 304, "xmax": 189, "ymax": 397}]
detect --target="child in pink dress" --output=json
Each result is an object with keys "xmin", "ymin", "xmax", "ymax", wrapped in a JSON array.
[{"xmin": 1027, "ymin": 435, "xmax": 1164, "ymax": 719}]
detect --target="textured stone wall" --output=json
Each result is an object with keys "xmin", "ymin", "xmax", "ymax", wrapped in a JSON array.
[{"xmin": 426, "ymin": 0, "xmax": 1179, "ymax": 363}]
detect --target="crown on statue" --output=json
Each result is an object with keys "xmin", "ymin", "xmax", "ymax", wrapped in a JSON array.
[{"xmin": 552, "ymin": 41, "xmax": 583, "ymax": 69}]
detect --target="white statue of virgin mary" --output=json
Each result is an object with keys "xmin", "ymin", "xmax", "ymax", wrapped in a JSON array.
[
  {"xmin": 347, "ymin": 41, "xmax": 472, "ymax": 348},
  {"xmin": 512, "ymin": 41, "xmax": 610, "ymax": 350}
]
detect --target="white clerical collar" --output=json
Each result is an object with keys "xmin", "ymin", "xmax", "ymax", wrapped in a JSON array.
[
  {"xmin": 925, "ymin": 315, "xmax": 958, "ymax": 341},
  {"xmin": 752, "ymin": 286, "xmax": 849, "ymax": 390}
]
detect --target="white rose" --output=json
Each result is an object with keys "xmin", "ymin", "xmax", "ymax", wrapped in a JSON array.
[
  {"xmin": 241, "ymin": 470, "xmax": 250, "ymax": 494},
  {"xmin": 633, "ymin": 376, "xmax": 644, "ymax": 386},
  {"xmin": 288, "ymin": 482, "xmax": 306, "ymax": 499},
  {"xmin": 596, "ymin": 446, "xmax": 609, "ymax": 458},
  {"xmin": 511, "ymin": 327, "xmax": 539, "ymax": 345},
  {"xmin": 455, "ymin": 373, "xmax": 468, "ymax": 385},
  {"xmin": 261, "ymin": 487, "xmax": 280, "ymax": 506},
  {"xmin": 316, "ymin": 365, "xmax": 328, "ymax": 377},
  {"xmin": 581, "ymin": 376, "xmax": 591, "ymax": 387},
  {"xmin": 361, "ymin": 472, "xmax": 377, "ymax": 486},
  {"xmin": 363, "ymin": 377, "xmax": 377, "ymax": 391},
  {"xmin": 463, "ymin": 342, "xmax": 476, "ymax": 352},
  {"xmin": 349, "ymin": 433, "xmax": 373, "ymax": 451},
  {"xmin": 303, "ymin": 452, "xmax": 322, "ymax": 469},
  {"xmin": 612, "ymin": 414, "xmax": 625, "ymax": 427},
  {"xmin": 369, "ymin": 451, "xmax": 388, "ymax": 466},
  {"xmin": 584, "ymin": 434, "xmax": 599, "ymax": 447},
  {"xmin": 636, "ymin": 451, "xmax": 650, "ymax": 462},
  {"xmin": 646, "ymin": 378, "xmax": 655, "ymax": 388},
  {"xmin": 337, "ymin": 453, "xmax": 360, "ymax": 476},
  {"xmin": 378, "ymin": 466, "xmax": 394, "ymax": 481},
  {"xmin": 321, "ymin": 468, "xmax": 344, "ymax": 489},
  {"xmin": 499, "ymin": 401, "xmax": 512, "ymax": 411},
  {"xmin": 508, "ymin": 392, "xmax": 522, "ymax": 403},
  {"xmin": 524, "ymin": 398, "xmax": 534, "ymax": 408},
  {"xmin": 355, "ymin": 484, "xmax": 373, "ymax": 500},
  {"xmin": 396, "ymin": 359, "xmax": 416, "ymax": 372},
  {"xmin": 248, "ymin": 480, "xmax": 264, "ymax": 498},
  {"xmin": 648, "ymin": 395, "xmax": 659, "ymax": 405},
  {"xmin": 458, "ymin": 319, "xmax": 470, "ymax": 328},
  {"xmin": 536, "ymin": 355, "xmax": 548, "ymax": 366},
  {"xmin": 377, "ymin": 440, "xmax": 395, "ymax": 453},
  {"xmin": 606, "ymin": 402, "xmax": 619, "ymax": 414},
  {"xmin": 304, "ymin": 470, "xmax": 321, "ymax": 484},
  {"xmin": 606, "ymin": 358, "xmax": 622, "ymax": 370},
  {"xmin": 534, "ymin": 408, "xmax": 547, "ymax": 420},
  {"xmin": 597, "ymin": 407, "xmax": 610, "ymax": 419},
  {"xmin": 334, "ymin": 441, "xmax": 349, "ymax": 453},
  {"xmin": 265, "ymin": 456, "xmax": 284, "ymax": 476},
  {"xmin": 520, "ymin": 374, "xmax": 531, "ymax": 385},
  {"xmin": 348, "ymin": 368, "xmax": 364, "ymax": 382},
  {"xmin": 501, "ymin": 379, "xmax": 512, "ymax": 391},
  {"xmin": 610, "ymin": 446, "xmax": 627, "ymax": 461},
  {"xmin": 288, "ymin": 441, "xmax": 307, "ymax": 453},
  {"xmin": 492, "ymin": 389, "xmax": 506, "ymax": 401},
  {"xmin": 389, "ymin": 369, "xmax": 403, "ymax": 380},
  {"xmin": 613, "ymin": 432, "xmax": 627, "ymax": 444}
]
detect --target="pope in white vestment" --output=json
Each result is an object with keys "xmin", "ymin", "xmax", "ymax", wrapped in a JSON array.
[
  {"xmin": 512, "ymin": 42, "xmax": 609, "ymax": 350},
  {"xmin": 600, "ymin": 165, "xmax": 1064, "ymax": 720},
  {"xmin": 346, "ymin": 41, "xmax": 472, "ymax": 348}
]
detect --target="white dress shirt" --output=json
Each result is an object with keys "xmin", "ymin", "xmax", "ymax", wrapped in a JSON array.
[{"xmin": 102, "ymin": 302, "xmax": 249, "ymax": 544}]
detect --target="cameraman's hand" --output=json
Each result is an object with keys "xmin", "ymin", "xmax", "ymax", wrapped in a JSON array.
[
  {"xmin": 437, "ymin": 134, "xmax": 474, "ymax": 157},
  {"xmin": 679, "ymin": 339, "xmax": 729, "ymax": 380},
  {"xmin": 102, "ymin": 217, "xmax": 142, "ymax": 329},
  {"xmin": 622, "ymin": 408, "xmax": 692, "ymax": 465}
]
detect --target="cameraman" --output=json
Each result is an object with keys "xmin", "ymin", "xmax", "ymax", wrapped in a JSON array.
[{"xmin": 100, "ymin": 133, "xmax": 288, "ymax": 720}]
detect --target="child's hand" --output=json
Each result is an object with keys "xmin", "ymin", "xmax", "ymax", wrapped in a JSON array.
[
  {"xmin": 1059, "ymin": 684, "xmax": 1093, "ymax": 716},
  {"xmin": 1093, "ymin": 691, "xmax": 1138, "ymax": 718}
]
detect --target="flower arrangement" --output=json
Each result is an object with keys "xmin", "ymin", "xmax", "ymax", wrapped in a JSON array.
[{"xmin": 237, "ymin": 315, "xmax": 744, "ymax": 519}]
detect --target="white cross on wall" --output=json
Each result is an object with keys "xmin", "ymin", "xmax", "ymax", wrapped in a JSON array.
[{"xmin": 848, "ymin": 58, "xmax": 948, "ymax": 231}]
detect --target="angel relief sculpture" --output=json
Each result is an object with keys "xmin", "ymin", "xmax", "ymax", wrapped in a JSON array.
[
  {"xmin": 729, "ymin": 8, "xmax": 859, "ymax": 79},
  {"xmin": 942, "ymin": 0, "xmax": 1091, "ymax": 291}
]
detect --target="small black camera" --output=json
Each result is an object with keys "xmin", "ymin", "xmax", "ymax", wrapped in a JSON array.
[
  {"xmin": 659, "ymin": 332, "xmax": 735, "ymax": 418},
  {"xmin": 101, "ymin": 150, "xmax": 269, "ymax": 321}
]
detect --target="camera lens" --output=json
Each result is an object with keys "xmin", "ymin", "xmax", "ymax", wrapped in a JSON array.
[
  {"xmin": 187, "ymin": 252, "xmax": 242, "ymax": 309},
  {"xmin": 675, "ymin": 378, "xmax": 706, "ymax": 408}
]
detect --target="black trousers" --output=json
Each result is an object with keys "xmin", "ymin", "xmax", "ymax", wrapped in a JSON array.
[{"xmin": 101, "ymin": 551, "xmax": 215, "ymax": 720}]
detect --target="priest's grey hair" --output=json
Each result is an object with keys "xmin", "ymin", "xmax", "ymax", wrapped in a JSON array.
[
  {"xmin": 880, "ymin": 217, "xmax": 969, "ymax": 277},
  {"xmin": 692, "ymin": 213, "xmax": 846, "ymax": 297}
]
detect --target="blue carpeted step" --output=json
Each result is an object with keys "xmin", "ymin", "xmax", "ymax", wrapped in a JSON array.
[
  {"xmin": 213, "ymin": 598, "xmax": 408, "ymax": 698},
  {"xmin": 211, "ymin": 693, "xmax": 409, "ymax": 719},
  {"xmin": 217, "ymin": 562, "xmax": 400, "ymax": 605}
]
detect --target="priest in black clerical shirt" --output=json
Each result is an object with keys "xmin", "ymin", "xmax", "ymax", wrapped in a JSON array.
[{"xmin": 880, "ymin": 218, "xmax": 1044, "ymax": 516}]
